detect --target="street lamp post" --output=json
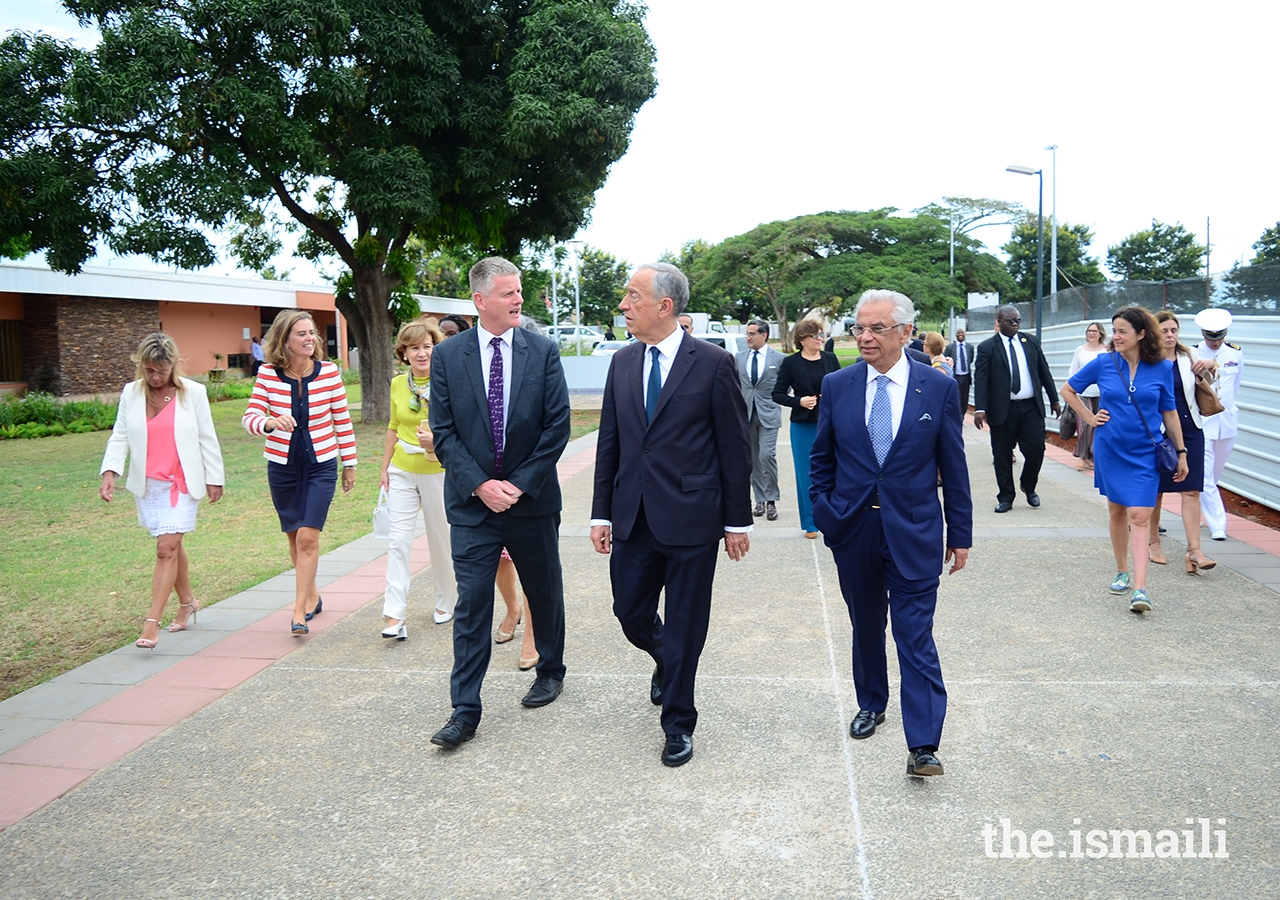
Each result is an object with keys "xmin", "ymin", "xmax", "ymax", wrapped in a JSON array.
[
  {"xmin": 1006, "ymin": 164, "xmax": 1044, "ymax": 341},
  {"xmin": 1045, "ymin": 145, "xmax": 1058, "ymax": 296},
  {"xmin": 567, "ymin": 240, "xmax": 583, "ymax": 355}
]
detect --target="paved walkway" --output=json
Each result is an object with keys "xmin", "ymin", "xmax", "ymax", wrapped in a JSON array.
[{"xmin": 1, "ymin": 422, "xmax": 1277, "ymax": 898}]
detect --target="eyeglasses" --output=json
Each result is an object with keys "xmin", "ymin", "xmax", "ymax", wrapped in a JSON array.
[
  {"xmin": 851, "ymin": 323, "xmax": 903, "ymax": 336},
  {"xmin": 1001, "ymin": 316, "xmax": 1022, "ymax": 324}
]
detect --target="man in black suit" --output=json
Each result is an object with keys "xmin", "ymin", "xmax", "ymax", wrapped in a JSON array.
[
  {"xmin": 427, "ymin": 257, "xmax": 571, "ymax": 748},
  {"xmin": 590, "ymin": 262, "xmax": 753, "ymax": 767},
  {"xmin": 944, "ymin": 329, "xmax": 972, "ymax": 419},
  {"xmin": 973, "ymin": 305, "xmax": 1061, "ymax": 513}
]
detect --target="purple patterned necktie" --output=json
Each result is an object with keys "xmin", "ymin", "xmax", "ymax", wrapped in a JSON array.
[{"xmin": 488, "ymin": 336, "xmax": 504, "ymax": 477}]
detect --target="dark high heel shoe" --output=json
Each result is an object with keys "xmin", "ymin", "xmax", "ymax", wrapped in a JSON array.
[
  {"xmin": 291, "ymin": 621, "xmax": 309, "ymax": 635},
  {"xmin": 305, "ymin": 596, "xmax": 323, "ymax": 621}
]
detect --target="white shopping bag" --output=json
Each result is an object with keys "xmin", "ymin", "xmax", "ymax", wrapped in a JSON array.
[{"xmin": 372, "ymin": 486, "xmax": 392, "ymax": 539}]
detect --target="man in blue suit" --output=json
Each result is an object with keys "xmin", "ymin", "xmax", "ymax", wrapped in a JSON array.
[
  {"xmin": 591, "ymin": 263, "xmax": 753, "ymax": 768},
  {"xmin": 427, "ymin": 257, "xmax": 571, "ymax": 749},
  {"xmin": 810, "ymin": 289, "xmax": 972, "ymax": 777}
]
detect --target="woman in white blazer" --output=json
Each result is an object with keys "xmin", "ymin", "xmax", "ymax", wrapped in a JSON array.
[
  {"xmin": 1148, "ymin": 311, "xmax": 1217, "ymax": 573},
  {"xmin": 100, "ymin": 333, "xmax": 225, "ymax": 648}
]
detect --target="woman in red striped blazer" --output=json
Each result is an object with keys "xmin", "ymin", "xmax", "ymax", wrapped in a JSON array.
[{"xmin": 243, "ymin": 310, "xmax": 357, "ymax": 634}]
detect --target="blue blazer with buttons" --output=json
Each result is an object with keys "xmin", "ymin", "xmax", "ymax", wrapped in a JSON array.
[{"xmin": 809, "ymin": 356, "xmax": 972, "ymax": 578}]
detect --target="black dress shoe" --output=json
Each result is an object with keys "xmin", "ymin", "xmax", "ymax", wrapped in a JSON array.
[
  {"xmin": 766, "ymin": 501, "xmax": 778, "ymax": 521},
  {"xmin": 1026, "ymin": 492, "xmax": 1041, "ymax": 508},
  {"xmin": 994, "ymin": 501, "xmax": 1013, "ymax": 513},
  {"xmin": 520, "ymin": 674, "xmax": 563, "ymax": 708},
  {"xmin": 430, "ymin": 716, "xmax": 476, "ymax": 748},
  {"xmin": 650, "ymin": 664, "xmax": 663, "ymax": 706},
  {"xmin": 849, "ymin": 709, "xmax": 885, "ymax": 740},
  {"xmin": 752, "ymin": 501, "xmax": 765, "ymax": 517},
  {"xmin": 661, "ymin": 733, "xmax": 693, "ymax": 767},
  {"xmin": 906, "ymin": 748, "xmax": 944, "ymax": 777}
]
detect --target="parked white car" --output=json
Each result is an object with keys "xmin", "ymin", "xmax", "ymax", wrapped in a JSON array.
[
  {"xmin": 591, "ymin": 340, "xmax": 632, "ymax": 357},
  {"xmin": 693, "ymin": 333, "xmax": 748, "ymax": 355},
  {"xmin": 544, "ymin": 325, "xmax": 604, "ymax": 349}
]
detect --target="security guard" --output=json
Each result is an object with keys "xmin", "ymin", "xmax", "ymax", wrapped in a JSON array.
[{"xmin": 1193, "ymin": 308, "xmax": 1244, "ymax": 541}]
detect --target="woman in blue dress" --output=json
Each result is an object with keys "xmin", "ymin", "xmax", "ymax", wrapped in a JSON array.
[{"xmin": 1061, "ymin": 307, "xmax": 1188, "ymax": 614}]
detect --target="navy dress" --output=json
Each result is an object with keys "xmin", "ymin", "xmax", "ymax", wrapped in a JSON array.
[
  {"xmin": 1157, "ymin": 356, "xmax": 1205, "ymax": 494},
  {"xmin": 267, "ymin": 367, "xmax": 338, "ymax": 532},
  {"xmin": 1068, "ymin": 352, "xmax": 1175, "ymax": 508}
]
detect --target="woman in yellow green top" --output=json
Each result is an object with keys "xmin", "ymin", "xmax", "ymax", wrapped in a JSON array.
[{"xmin": 379, "ymin": 317, "xmax": 457, "ymax": 639}]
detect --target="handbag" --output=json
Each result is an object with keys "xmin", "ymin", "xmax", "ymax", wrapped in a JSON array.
[
  {"xmin": 1112, "ymin": 353, "xmax": 1178, "ymax": 474},
  {"xmin": 1059, "ymin": 403, "xmax": 1077, "ymax": 440},
  {"xmin": 372, "ymin": 486, "xmax": 392, "ymax": 539},
  {"xmin": 1194, "ymin": 376, "xmax": 1225, "ymax": 417}
]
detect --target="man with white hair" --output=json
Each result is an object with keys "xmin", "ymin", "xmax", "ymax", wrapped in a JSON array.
[
  {"xmin": 1193, "ymin": 308, "xmax": 1244, "ymax": 541},
  {"xmin": 810, "ymin": 289, "xmax": 972, "ymax": 778}
]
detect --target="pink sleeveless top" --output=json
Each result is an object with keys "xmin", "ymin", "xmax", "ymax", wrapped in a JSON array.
[{"xmin": 145, "ymin": 398, "xmax": 188, "ymax": 506}]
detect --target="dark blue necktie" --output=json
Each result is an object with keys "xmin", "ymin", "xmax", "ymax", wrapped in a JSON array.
[{"xmin": 645, "ymin": 346, "xmax": 661, "ymax": 422}]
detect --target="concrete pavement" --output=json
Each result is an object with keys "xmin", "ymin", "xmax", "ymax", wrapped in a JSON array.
[{"xmin": 1, "ymin": 421, "xmax": 1277, "ymax": 899}]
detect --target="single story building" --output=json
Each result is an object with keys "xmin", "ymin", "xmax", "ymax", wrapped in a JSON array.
[{"xmin": 0, "ymin": 262, "xmax": 473, "ymax": 396}]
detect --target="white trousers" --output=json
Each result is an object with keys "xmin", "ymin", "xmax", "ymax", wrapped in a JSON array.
[
  {"xmin": 1201, "ymin": 436, "xmax": 1236, "ymax": 534},
  {"xmin": 383, "ymin": 466, "xmax": 456, "ymax": 621}
]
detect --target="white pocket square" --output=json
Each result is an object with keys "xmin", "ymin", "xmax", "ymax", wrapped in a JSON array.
[{"xmin": 918, "ymin": 413, "xmax": 932, "ymax": 421}]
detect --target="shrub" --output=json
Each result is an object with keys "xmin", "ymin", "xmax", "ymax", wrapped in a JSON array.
[{"xmin": 0, "ymin": 393, "xmax": 118, "ymax": 439}]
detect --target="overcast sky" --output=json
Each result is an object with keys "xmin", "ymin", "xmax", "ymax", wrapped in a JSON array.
[{"xmin": 10, "ymin": 0, "xmax": 1278, "ymax": 284}]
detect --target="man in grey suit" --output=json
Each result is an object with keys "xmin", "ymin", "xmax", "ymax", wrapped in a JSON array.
[
  {"xmin": 736, "ymin": 320, "xmax": 785, "ymax": 520},
  {"xmin": 944, "ymin": 329, "xmax": 972, "ymax": 419},
  {"xmin": 427, "ymin": 257, "xmax": 572, "ymax": 749}
]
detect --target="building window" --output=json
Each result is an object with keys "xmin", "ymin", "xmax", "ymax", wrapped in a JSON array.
[{"xmin": 0, "ymin": 321, "xmax": 21, "ymax": 382}]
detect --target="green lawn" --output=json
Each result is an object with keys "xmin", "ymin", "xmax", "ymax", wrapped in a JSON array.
[{"xmin": 0, "ymin": 389, "xmax": 599, "ymax": 699}]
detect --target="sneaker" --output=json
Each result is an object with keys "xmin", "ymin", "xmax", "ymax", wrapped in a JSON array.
[
  {"xmin": 1129, "ymin": 589, "xmax": 1152, "ymax": 613},
  {"xmin": 1109, "ymin": 572, "xmax": 1131, "ymax": 594}
]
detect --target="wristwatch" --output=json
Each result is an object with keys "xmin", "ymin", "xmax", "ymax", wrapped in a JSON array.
[{"xmin": 1177, "ymin": 448, "xmax": 1188, "ymax": 455}]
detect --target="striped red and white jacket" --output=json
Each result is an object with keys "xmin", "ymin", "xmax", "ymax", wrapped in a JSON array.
[{"xmin": 242, "ymin": 361, "xmax": 357, "ymax": 467}]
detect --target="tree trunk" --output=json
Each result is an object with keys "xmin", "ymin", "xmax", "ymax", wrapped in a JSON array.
[
  {"xmin": 342, "ymin": 265, "xmax": 399, "ymax": 425},
  {"xmin": 765, "ymin": 289, "xmax": 792, "ymax": 353}
]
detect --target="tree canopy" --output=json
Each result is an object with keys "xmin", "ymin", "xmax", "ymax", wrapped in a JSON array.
[
  {"xmin": 687, "ymin": 209, "xmax": 1013, "ymax": 350},
  {"xmin": 1251, "ymin": 222, "xmax": 1280, "ymax": 265},
  {"xmin": 1001, "ymin": 218, "xmax": 1105, "ymax": 300},
  {"xmin": 1106, "ymin": 220, "xmax": 1206, "ymax": 282},
  {"xmin": 0, "ymin": 0, "xmax": 656, "ymax": 420}
]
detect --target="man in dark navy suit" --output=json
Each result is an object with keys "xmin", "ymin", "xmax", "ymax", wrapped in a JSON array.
[
  {"xmin": 590, "ymin": 263, "xmax": 752, "ymax": 768},
  {"xmin": 428, "ymin": 257, "xmax": 571, "ymax": 749},
  {"xmin": 810, "ymin": 289, "xmax": 972, "ymax": 778}
]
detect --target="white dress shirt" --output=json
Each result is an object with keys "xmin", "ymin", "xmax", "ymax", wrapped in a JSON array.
[
  {"xmin": 476, "ymin": 323, "xmax": 513, "ymax": 438},
  {"xmin": 1005, "ymin": 334, "xmax": 1034, "ymax": 401},
  {"xmin": 593, "ymin": 326, "xmax": 751, "ymax": 533},
  {"xmin": 642, "ymin": 325, "xmax": 685, "ymax": 406},
  {"xmin": 863, "ymin": 352, "xmax": 911, "ymax": 441}
]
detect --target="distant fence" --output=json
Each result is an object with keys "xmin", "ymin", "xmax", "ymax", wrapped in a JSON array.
[{"xmin": 965, "ymin": 261, "xmax": 1280, "ymax": 515}]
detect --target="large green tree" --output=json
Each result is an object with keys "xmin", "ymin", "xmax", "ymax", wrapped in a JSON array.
[
  {"xmin": 693, "ymin": 209, "xmax": 1012, "ymax": 350},
  {"xmin": 0, "ymin": 0, "xmax": 655, "ymax": 421},
  {"xmin": 1251, "ymin": 221, "xmax": 1280, "ymax": 265},
  {"xmin": 1002, "ymin": 218, "xmax": 1105, "ymax": 300},
  {"xmin": 548, "ymin": 244, "xmax": 628, "ymax": 327},
  {"xmin": 1106, "ymin": 220, "xmax": 1206, "ymax": 282}
]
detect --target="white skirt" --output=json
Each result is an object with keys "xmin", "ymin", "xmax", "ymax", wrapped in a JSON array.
[{"xmin": 135, "ymin": 477, "xmax": 199, "ymax": 537}]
